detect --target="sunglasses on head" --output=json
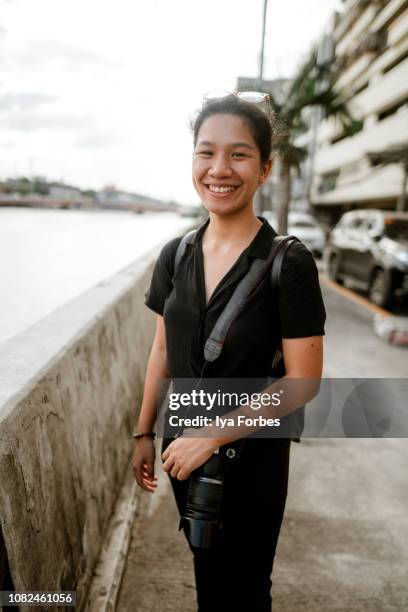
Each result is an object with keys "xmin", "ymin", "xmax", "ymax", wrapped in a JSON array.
[{"xmin": 203, "ymin": 90, "xmax": 271, "ymax": 117}]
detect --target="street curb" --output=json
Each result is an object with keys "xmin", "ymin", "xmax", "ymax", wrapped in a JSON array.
[
  {"xmin": 84, "ymin": 463, "xmax": 141, "ymax": 612},
  {"xmin": 321, "ymin": 275, "xmax": 408, "ymax": 345},
  {"xmin": 320, "ymin": 275, "xmax": 392, "ymax": 318},
  {"xmin": 83, "ymin": 441, "xmax": 169, "ymax": 612}
]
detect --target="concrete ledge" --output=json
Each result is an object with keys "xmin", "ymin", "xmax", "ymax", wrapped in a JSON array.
[{"xmin": 0, "ymin": 242, "xmax": 166, "ymax": 611}]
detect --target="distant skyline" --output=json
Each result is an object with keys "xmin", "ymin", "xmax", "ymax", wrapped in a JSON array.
[{"xmin": 0, "ymin": 0, "xmax": 343, "ymax": 205}]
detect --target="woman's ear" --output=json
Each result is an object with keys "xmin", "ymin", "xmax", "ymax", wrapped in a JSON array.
[{"xmin": 258, "ymin": 158, "xmax": 273, "ymax": 186}]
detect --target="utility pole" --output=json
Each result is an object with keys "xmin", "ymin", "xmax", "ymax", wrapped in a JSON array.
[
  {"xmin": 259, "ymin": 0, "xmax": 268, "ymax": 82},
  {"xmin": 254, "ymin": 0, "xmax": 269, "ymax": 215}
]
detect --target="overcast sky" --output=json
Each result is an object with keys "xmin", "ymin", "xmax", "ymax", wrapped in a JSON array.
[{"xmin": 0, "ymin": 0, "xmax": 343, "ymax": 205}]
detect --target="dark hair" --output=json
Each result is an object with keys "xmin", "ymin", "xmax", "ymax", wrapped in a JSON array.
[{"xmin": 190, "ymin": 95, "xmax": 273, "ymax": 165}]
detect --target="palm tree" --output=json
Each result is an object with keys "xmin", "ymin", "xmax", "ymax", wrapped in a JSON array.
[{"xmin": 264, "ymin": 46, "xmax": 354, "ymax": 234}]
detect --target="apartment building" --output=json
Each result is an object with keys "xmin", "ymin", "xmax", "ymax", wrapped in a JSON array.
[{"xmin": 311, "ymin": 0, "xmax": 408, "ymax": 227}]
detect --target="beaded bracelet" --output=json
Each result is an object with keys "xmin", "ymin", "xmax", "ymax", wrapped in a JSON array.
[{"xmin": 132, "ymin": 431, "xmax": 156, "ymax": 440}]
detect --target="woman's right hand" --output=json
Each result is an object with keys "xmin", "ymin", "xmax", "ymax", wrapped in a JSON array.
[{"xmin": 132, "ymin": 437, "xmax": 158, "ymax": 493}]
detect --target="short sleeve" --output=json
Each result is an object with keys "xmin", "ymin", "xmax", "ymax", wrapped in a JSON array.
[
  {"xmin": 279, "ymin": 241, "xmax": 326, "ymax": 338},
  {"xmin": 144, "ymin": 237, "xmax": 182, "ymax": 315}
]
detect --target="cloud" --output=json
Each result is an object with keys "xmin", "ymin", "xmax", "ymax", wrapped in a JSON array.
[
  {"xmin": 0, "ymin": 110, "xmax": 92, "ymax": 132},
  {"xmin": 0, "ymin": 24, "xmax": 6, "ymax": 46},
  {"xmin": 0, "ymin": 25, "xmax": 6, "ymax": 66},
  {"xmin": 0, "ymin": 92, "xmax": 58, "ymax": 112},
  {"xmin": 9, "ymin": 39, "xmax": 122, "ymax": 70},
  {"xmin": 74, "ymin": 128, "xmax": 122, "ymax": 149}
]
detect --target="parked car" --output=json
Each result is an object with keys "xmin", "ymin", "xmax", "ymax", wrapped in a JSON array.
[
  {"xmin": 325, "ymin": 209, "xmax": 408, "ymax": 308},
  {"xmin": 262, "ymin": 211, "xmax": 326, "ymax": 257}
]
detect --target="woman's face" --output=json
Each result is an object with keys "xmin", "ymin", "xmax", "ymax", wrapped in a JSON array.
[{"xmin": 192, "ymin": 113, "xmax": 271, "ymax": 217}]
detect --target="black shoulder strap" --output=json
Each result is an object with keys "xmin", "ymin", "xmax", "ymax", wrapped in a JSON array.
[
  {"xmin": 173, "ymin": 229, "xmax": 197, "ymax": 276},
  {"xmin": 269, "ymin": 235, "xmax": 300, "ymax": 370},
  {"xmin": 172, "ymin": 226, "xmax": 300, "ymax": 364},
  {"xmin": 170, "ymin": 230, "xmax": 301, "ymax": 449},
  {"xmin": 270, "ymin": 235, "xmax": 300, "ymax": 290},
  {"xmin": 173, "ymin": 227, "xmax": 299, "ymax": 284}
]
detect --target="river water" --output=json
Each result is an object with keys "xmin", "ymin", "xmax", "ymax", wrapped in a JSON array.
[{"xmin": 0, "ymin": 207, "xmax": 191, "ymax": 345}]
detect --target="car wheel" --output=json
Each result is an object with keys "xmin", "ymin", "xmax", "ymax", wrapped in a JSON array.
[
  {"xmin": 369, "ymin": 268, "xmax": 392, "ymax": 309},
  {"xmin": 327, "ymin": 253, "xmax": 343, "ymax": 284}
]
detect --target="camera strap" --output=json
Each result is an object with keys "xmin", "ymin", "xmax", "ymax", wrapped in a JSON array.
[
  {"xmin": 172, "ymin": 224, "xmax": 300, "ymax": 453},
  {"xmin": 174, "ymin": 225, "xmax": 300, "ymax": 364}
]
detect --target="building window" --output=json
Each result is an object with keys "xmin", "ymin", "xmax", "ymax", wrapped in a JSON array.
[{"xmin": 319, "ymin": 171, "xmax": 339, "ymax": 194}]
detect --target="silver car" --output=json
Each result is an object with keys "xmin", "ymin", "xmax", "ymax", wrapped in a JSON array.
[
  {"xmin": 325, "ymin": 209, "xmax": 408, "ymax": 308},
  {"xmin": 262, "ymin": 211, "xmax": 326, "ymax": 258}
]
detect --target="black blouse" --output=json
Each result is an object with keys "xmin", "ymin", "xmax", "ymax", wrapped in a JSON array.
[{"xmin": 144, "ymin": 216, "xmax": 326, "ymax": 380}]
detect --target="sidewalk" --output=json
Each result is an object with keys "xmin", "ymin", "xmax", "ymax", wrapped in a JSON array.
[
  {"xmin": 117, "ymin": 437, "xmax": 407, "ymax": 612},
  {"xmin": 116, "ymin": 455, "xmax": 196, "ymax": 612},
  {"xmin": 116, "ymin": 281, "xmax": 408, "ymax": 611},
  {"xmin": 273, "ymin": 438, "xmax": 408, "ymax": 611}
]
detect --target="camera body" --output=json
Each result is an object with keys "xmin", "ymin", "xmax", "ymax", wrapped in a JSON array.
[{"xmin": 180, "ymin": 450, "xmax": 232, "ymax": 549}]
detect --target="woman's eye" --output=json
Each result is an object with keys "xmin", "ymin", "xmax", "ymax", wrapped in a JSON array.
[{"xmin": 194, "ymin": 150, "xmax": 246, "ymax": 158}]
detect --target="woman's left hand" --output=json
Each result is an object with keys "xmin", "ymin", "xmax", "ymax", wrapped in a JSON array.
[{"xmin": 162, "ymin": 431, "xmax": 219, "ymax": 480}]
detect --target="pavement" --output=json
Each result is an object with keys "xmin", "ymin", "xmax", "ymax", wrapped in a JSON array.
[
  {"xmin": 319, "ymin": 275, "xmax": 408, "ymax": 378},
  {"xmin": 116, "ymin": 274, "xmax": 408, "ymax": 612}
]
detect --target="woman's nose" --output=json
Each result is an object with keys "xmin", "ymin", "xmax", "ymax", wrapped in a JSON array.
[{"xmin": 209, "ymin": 155, "xmax": 233, "ymax": 177}]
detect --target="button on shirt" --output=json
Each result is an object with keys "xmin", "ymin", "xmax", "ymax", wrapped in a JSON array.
[{"xmin": 144, "ymin": 216, "xmax": 326, "ymax": 380}]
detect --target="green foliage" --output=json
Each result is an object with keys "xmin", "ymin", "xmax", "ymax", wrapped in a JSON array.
[
  {"xmin": 264, "ymin": 46, "xmax": 353, "ymax": 167},
  {"xmin": 260, "ymin": 44, "xmax": 354, "ymax": 232},
  {"xmin": 32, "ymin": 179, "xmax": 49, "ymax": 195}
]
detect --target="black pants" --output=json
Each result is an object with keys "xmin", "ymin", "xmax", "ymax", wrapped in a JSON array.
[{"xmin": 161, "ymin": 437, "xmax": 291, "ymax": 612}]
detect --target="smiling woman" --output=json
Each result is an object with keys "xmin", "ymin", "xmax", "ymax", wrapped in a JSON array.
[
  {"xmin": 190, "ymin": 98, "xmax": 273, "ymax": 228},
  {"xmin": 192, "ymin": 116, "xmax": 269, "ymax": 213},
  {"xmin": 132, "ymin": 94, "xmax": 326, "ymax": 612}
]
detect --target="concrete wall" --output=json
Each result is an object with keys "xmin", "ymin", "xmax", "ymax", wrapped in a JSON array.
[{"xmin": 0, "ymin": 246, "xmax": 162, "ymax": 611}]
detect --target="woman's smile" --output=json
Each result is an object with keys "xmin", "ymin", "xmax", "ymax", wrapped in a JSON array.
[{"xmin": 204, "ymin": 183, "xmax": 241, "ymax": 197}]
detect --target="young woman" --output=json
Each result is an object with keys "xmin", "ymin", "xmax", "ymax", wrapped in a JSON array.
[{"xmin": 132, "ymin": 94, "xmax": 326, "ymax": 611}]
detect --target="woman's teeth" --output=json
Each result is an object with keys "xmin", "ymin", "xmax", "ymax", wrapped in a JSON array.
[{"xmin": 208, "ymin": 185, "xmax": 236, "ymax": 193}]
